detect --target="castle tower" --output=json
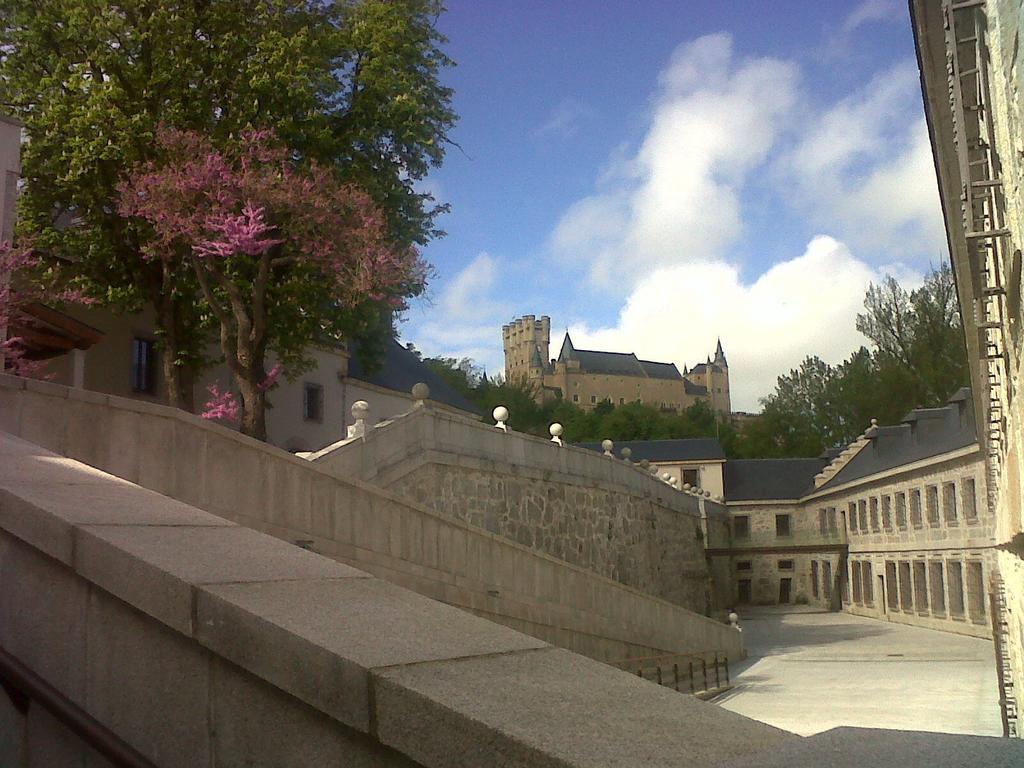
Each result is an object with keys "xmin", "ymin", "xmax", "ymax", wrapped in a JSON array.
[
  {"xmin": 502, "ymin": 315, "xmax": 550, "ymax": 383},
  {"xmin": 711, "ymin": 339, "xmax": 731, "ymax": 414}
]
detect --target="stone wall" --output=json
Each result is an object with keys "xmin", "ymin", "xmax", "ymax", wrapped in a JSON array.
[
  {"xmin": 310, "ymin": 405, "xmax": 718, "ymax": 612},
  {"xmin": 0, "ymin": 373, "xmax": 743, "ymax": 663},
  {"xmin": 0, "ymin": 431, "xmax": 790, "ymax": 767},
  {"xmin": 806, "ymin": 448, "xmax": 995, "ymax": 638}
]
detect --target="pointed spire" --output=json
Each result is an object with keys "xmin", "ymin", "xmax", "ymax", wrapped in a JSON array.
[
  {"xmin": 714, "ymin": 338, "xmax": 727, "ymax": 365},
  {"xmin": 558, "ymin": 332, "xmax": 575, "ymax": 362},
  {"xmin": 530, "ymin": 344, "xmax": 544, "ymax": 369}
]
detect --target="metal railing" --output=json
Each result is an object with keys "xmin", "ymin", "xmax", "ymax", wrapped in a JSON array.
[
  {"xmin": 0, "ymin": 647, "xmax": 156, "ymax": 768},
  {"xmin": 608, "ymin": 651, "xmax": 730, "ymax": 696}
]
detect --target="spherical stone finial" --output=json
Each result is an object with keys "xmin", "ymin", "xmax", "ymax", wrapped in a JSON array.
[
  {"xmin": 620, "ymin": 447, "xmax": 632, "ymax": 460},
  {"xmin": 703, "ymin": 489, "xmax": 712, "ymax": 497},
  {"xmin": 638, "ymin": 459, "xmax": 650, "ymax": 469},
  {"xmin": 601, "ymin": 438, "xmax": 614, "ymax": 456},
  {"xmin": 351, "ymin": 400, "xmax": 370, "ymax": 421},
  {"xmin": 549, "ymin": 422, "xmax": 564, "ymax": 445},
  {"xmin": 411, "ymin": 382, "xmax": 430, "ymax": 403},
  {"xmin": 683, "ymin": 483, "xmax": 691, "ymax": 491},
  {"xmin": 870, "ymin": 418, "xmax": 878, "ymax": 427},
  {"xmin": 493, "ymin": 405, "xmax": 509, "ymax": 432},
  {"xmin": 661, "ymin": 472, "xmax": 672, "ymax": 482}
]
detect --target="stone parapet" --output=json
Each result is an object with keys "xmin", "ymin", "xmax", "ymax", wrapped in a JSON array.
[
  {"xmin": 0, "ymin": 431, "xmax": 793, "ymax": 766},
  {"xmin": 0, "ymin": 372, "xmax": 743, "ymax": 664},
  {"xmin": 309, "ymin": 405, "xmax": 719, "ymax": 610}
]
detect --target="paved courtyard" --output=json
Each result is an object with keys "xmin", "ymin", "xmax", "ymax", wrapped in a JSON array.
[{"xmin": 715, "ymin": 607, "xmax": 1002, "ymax": 737}]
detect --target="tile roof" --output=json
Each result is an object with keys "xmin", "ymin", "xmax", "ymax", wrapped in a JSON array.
[{"xmin": 723, "ymin": 459, "xmax": 829, "ymax": 501}]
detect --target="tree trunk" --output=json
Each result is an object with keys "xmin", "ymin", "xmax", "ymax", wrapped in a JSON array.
[
  {"xmin": 156, "ymin": 294, "xmax": 194, "ymax": 412},
  {"xmin": 236, "ymin": 374, "xmax": 267, "ymax": 441}
]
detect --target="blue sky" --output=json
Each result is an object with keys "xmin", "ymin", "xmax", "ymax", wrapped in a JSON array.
[{"xmin": 402, "ymin": 1, "xmax": 946, "ymax": 411}]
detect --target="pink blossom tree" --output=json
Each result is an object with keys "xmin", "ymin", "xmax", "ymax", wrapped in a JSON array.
[
  {"xmin": 0, "ymin": 241, "xmax": 88, "ymax": 378},
  {"xmin": 119, "ymin": 128, "xmax": 427, "ymax": 441}
]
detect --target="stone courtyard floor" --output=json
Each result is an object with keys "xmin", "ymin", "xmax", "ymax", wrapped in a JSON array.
[{"xmin": 713, "ymin": 607, "xmax": 1002, "ymax": 737}]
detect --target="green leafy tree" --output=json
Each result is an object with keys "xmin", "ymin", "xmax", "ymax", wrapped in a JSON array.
[{"xmin": 1, "ymin": 0, "xmax": 455, "ymax": 409}]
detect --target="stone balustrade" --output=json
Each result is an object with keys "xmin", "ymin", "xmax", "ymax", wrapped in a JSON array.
[
  {"xmin": 0, "ymin": 431, "xmax": 791, "ymax": 767},
  {"xmin": 0, "ymin": 373, "xmax": 743, "ymax": 664}
]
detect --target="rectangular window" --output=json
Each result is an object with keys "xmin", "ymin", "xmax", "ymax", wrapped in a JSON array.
[
  {"xmin": 895, "ymin": 492, "xmax": 908, "ymax": 529},
  {"xmin": 737, "ymin": 579, "xmax": 752, "ymax": 604},
  {"xmin": 967, "ymin": 561, "xmax": 986, "ymax": 622},
  {"xmin": 962, "ymin": 478, "xmax": 978, "ymax": 523},
  {"xmin": 899, "ymin": 561, "xmax": 913, "ymax": 612},
  {"xmin": 914, "ymin": 560, "xmax": 929, "ymax": 614},
  {"xmin": 943, "ymin": 482, "xmax": 958, "ymax": 525},
  {"xmin": 303, "ymin": 382, "xmax": 324, "ymax": 422},
  {"xmin": 852, "ymin": 561, "xmax": 863, "ymax": 604},
  {"xmin": 618, "ymin": 398, "xmax": 625, "ymax": 405},
  {"xmin": 733, "ymin": 515, "xmax": 750, "ymax": 540},
  {"xmin": 910, "ymin": 489, "xmax": 923, "ymax": 528},
  {"xmin": 926, "ymin": 485, "xmax": 939, "ymax": 527},
  {"xmin": 869, "ymin": 497, "xmax": 880, "ymax": 531},
  {"xmin": 862, "ymin": 561, "xmax": 874, "ymax": 606},
  {"xmin": 885, "ymin": 561, "xmax": 898, "ymax": 611},
  {"xmin": 881, "ymin": 496, "xmax": 892, "ymax": 531},
  {"xmin": 827, "ymin": 508, "xmax": 838, "ymax": 535},
  {"xmin": 840, "ymin": 563, "xmax": 850, "ymax": 603},
  {"xmin": 735, "ymin": 560, "xmax": 752, "ymax": 572},
  {"xmin": 858, "ymin": 500, "xmax": 868, "ymax": 532},
  {"xmin": 590, "ymin": 395, "xmax": 596, "ymax": 404},
  {"xmin": 811, "ymin": 561, "xmax": 820, "ymax": 598},
  {"xmin": 929, "ymin": 561, "xmax": 946, "ymax": 615},
  {"xmin": 849, "ymin": 502, "xmax": 858, "ymax": 533},
  {"xmin": 778, "ymin": 559, "xmax": 794, "ymax": 571},
  {"xmin": 572, "ymin": 394, "xmax": 579, "ymax": 402},
  {"xmin": 947, "ymin": 561, "xmax": 965, "ymax": 617},
  {"xmin": 131, "ymin": 337, "xmax": 156, "ymax": 393},
  {"xmin": 775, "ymin": 514, "xmax": 791, "ymax": 537},
  {"xmin": 683, "ymin": 469, "xmax": 699, "ymax": 486},
  {"xmin": 822, "ymin": 561, "xmax": 833, "ymax": 601},
  {"xmin": 819, "ymin": 509, "xmax": 828, "ymax": 536}
]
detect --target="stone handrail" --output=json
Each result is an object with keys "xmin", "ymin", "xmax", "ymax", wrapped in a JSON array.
[
  {"xmin": 0, "ymin": 430, "xmax": 792, "ymax": 767},
  {"xmin": 0, "ymin": 373, "xmax": 743, "ymax": 663}
]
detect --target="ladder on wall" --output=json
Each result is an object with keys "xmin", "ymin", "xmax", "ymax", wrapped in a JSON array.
[
  {"xmin": 990, "ymin": 574, "xmax": 1019, "ymax": 737},
  {"xmin": 944, "ymin": 0, "xmax": 1011, "ymax": 515}
]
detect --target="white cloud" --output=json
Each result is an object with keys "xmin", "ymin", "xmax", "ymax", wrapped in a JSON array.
[
  {"xmin": 842, "ymin": 0, "xmax": 902, "ymax": 34},
  {"xmin": 407, "ymin": 252, "xmax": 511, "ymax": 373},
  {"xmin": 778, "ymin": 64, "xmax": 945, "ymax": 258},
  {"xmin": 535, "ymin": 98, "xmax": 592, "ymax": 139},
  {"xmin": 549, "ymin": 34, "xmax": 800, "ymax": 286},
  {"xmin": 566, "ymin": 236, "xmax": 910, "ymax": 411}
]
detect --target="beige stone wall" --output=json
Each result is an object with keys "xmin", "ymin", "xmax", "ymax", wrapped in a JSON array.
[
  {"xmin": 551, "ymin": 367, "xmax": 703, "ymax": 412},
  {"xmin": 309, "ymin": 405, "xmax": 722, "ymax": 614},
  {"xmin": 0, "ymin": 373, "xmax": 744, "ymax": 663},
  {"xmin": 808, "ymin": 449, "xmax": 995, "ymax": 638}
]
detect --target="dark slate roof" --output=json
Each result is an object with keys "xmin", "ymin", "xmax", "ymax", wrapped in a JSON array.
[
  {"xmin": 638, "ymin": 359, "xmax": 684, "ymax": 380},
  {"xmin": 688, "ymin": 362, "xmax": 723, "ymax": 375},
  {"xmin": 814, "ymin": 388, "xmax": 977, "ymax": 492},
  {"xmin": 723, "ymin": 458, "xmax": 830, "ymax": 501},
  {"xmin": 346, "ymin": 337, "xmax": 480, "ymax": 415},
  {"xmin": 556, "ymin": 333, "xmax": 684, "ymax": 381},
  {"xmin": 575, "ymin": 438, "xmax": 726, "ymax": 462},
  {"xmin": 683, "ymin": 379, "xmax": 708, "ymax": 396}
]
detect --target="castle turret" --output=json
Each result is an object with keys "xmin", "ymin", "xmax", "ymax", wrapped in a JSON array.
[{"xmin": 502, "ymin": 315, "xmax": 550, "ymax": 383}]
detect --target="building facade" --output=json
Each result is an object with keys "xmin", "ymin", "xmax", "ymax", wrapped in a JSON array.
[
  {"xmin": 911, "ymin": 0, "xmax": 1024, "ymax": 736},
  {"xmin": 502, "ymin": 314, "xmax": 731, "ymax": 414}
]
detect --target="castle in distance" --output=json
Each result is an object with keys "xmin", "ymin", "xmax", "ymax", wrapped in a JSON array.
[{"xmin": 502, "ymin": 314, "xmax": 731, "ymax": 414}]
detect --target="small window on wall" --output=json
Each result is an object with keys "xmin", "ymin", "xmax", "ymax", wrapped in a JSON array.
[
  {"xmin": 736, "ymin": 560, "xmax": 752, "ymax": 572},
  {"xmin": 618, "ymin": 398, "xmax": 625, "ymax": 405},
  {"xmin": 303, "ymin": 382, "xmax": 324, "ymax": 422},
  {"xmin": 572, "ymin": 394, "xmax": 579, "ymax": 403},
  {"xmin": 682, "ymin": 469, "xmax": 699, "ymax": 486},
  {"xmin": 590, "ymin": 395, "xmax": 596, "ymax": 404},
  {"xmin": 131, "ymin": 337, "xmax": 156, "ymax": 393},
  {"xmin": 733, "ymin": 515, "xmax": 750, "ymax": 539},
  {"xmin": 775, "ymin": 514, "xmax": 791, "ymax": 537},
  {"xmin": 778, "ymin": 559, "xmax": 794, "ymax": 571}
]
